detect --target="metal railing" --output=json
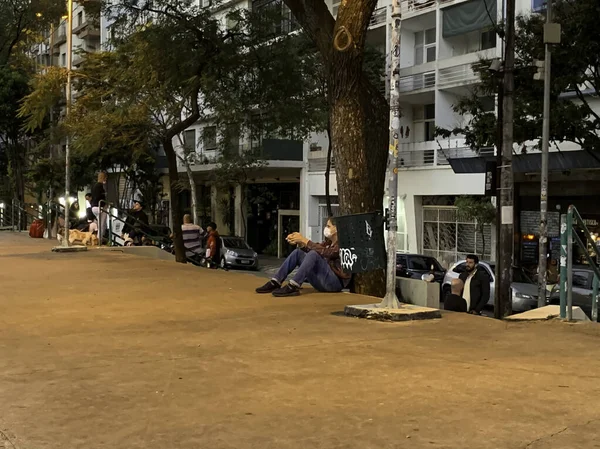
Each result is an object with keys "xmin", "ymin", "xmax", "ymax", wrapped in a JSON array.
[
  {"xmin": 308, "ymin": 157, "xmax": 335, "ymax": 172},
  {"xmin": 438, "ymin": 62, "xmax": 484, "ymax": 87},
  {"xmin": 400, "ymin": 0, "xmax": 436, "ymax": 17},
  {"xmin": 398, "ymin": 146, "xmax": 493, "ymax": 168},
  {"xmin": 560, "ymin": 205, "xmax": 600, "ymax": 321},
  {"xmin": 369, "ymin": 7, "xmax": 387, "ymax": 26},
  {"xmin": 399, "ymin": 71, "xmax": 436, "ymax": 92}
]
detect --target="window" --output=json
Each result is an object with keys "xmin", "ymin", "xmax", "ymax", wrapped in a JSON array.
[
  {"xmin": 414, "ymin": 28, "xmax": 436, "ymax": 65},
  {"xmin": 61, "ymin": 53, "xmax": 66, "ymax": 66},
  {"xmin": 453, "ymin": 262, "xmax": 466, "ymax": 273},
  {"xmin": 183, "ymin": 129, "xmax": 196, "ymax": 153},
  {"xmin": 424, "ymin": 104, "xmax": 435, "ymax": 141},
  {"xmin": 573, "ymin": 271, "xmax": 591, "ymax": 289},
  {"xmin": 480, "ymin": 29, "xmax": 496, "ymax": 50},
  {"xmin": 409, "ymin": 256, "xmax": 443, "ymax": 271},
  {"xmin": 202, "ymin": 126, "xmax": 217, "ymax": 151},
  {"xmin": 77, "ymin": 11, "xmax": 83, "ymax": 27},
  {"xmin": 532, "ymin": 0, "xmax": 545, "ymax": 11}
]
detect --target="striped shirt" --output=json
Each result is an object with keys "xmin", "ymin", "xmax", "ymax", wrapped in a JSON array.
[{"xmin": 182, "ymin": 223, "xmax": 205, "ymax": 256}]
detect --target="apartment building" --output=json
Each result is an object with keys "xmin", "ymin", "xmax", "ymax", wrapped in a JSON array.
[{"xmin": 307, "ymin": 0, "xmax": 600, "ymax": 269}]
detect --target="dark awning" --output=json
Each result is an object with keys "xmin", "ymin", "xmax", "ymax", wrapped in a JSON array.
[{"xmin": 448, "ymin": 150, "xmax": 600, "ymax": 174}]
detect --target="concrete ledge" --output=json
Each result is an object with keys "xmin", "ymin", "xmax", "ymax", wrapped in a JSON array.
[
  {"xmin": 98, "ymin": 245, "xmax": 175, "ymax": 261},
  {"xmin": 344, "ymin": 303, "xmax": 442, "ymax": 322},
  {"xmin": 505, "ymin": 305, "xmax": 590, "ymax": 322},
  {"xmin": 396, "ymin": 277, "xmax": 440, "ymax": 309},
  {"xmin": 52, "ymin": 245, "xmax": 88, "ymax": 253}
]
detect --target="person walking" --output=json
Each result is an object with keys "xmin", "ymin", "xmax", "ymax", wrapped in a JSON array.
[
  {"xmin": 205, "ymin": 222, "xmax": 221, "ymax": 268},
  {"xmin": 91, "ymin": 172, "xmax": 107, "ymax": 236},
  {"xmin": 459, "ymin": 254, "xmax": 491, "ymax": 315}
]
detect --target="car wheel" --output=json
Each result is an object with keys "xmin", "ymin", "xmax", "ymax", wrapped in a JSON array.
[{"xmin": 220, "ymin": 257, "xmax": 227, "ymax": 269}]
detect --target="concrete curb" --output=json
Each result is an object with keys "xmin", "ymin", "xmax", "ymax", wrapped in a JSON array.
[{"xmin": 344, "ymin": 303, "xmax": 442, "ymax": 322}]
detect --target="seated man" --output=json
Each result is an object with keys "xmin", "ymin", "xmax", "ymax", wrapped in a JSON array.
[
  {"xmin": 121, "ymin": 199, "xmax": 149, "ymax": 246},
  {"xmin": 444, "ymin": 278, "xmax": 467, "ymax": 312},
  {"xmin": 181, "ymin": 214, "xmax": 205, "ymax": 262},
  {"xmin": 256, "ymin": 217, "xmax": 351, "ymax": 297}
]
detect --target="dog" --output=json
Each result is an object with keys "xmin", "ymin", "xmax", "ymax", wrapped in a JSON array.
[{"xmin": 57, "ymin": 228, "xmax": 99, "ymax": 246}]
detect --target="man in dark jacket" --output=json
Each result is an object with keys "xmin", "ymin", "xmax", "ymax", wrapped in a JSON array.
[
  {"xmin": 121, "ymin": 200, "xmax": 149, "ymax": 246},
  {"xmin": 444, "ymin": 279, "xmax": 468, "ymax": 312},
  {"xmin": 459, "ymin": 254, "xmax": 491, "ymax": 315},
  {"xmin": 255, "ymin": 217, "xmax": 351, "ymax": 297}
]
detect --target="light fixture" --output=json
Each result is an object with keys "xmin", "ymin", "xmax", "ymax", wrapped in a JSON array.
[
  {"xmin": 59, "ymin": 197, "xmax": 66, "ymax": 205},
  {"xmin": 0, "ymin": 203, "xmax": 4, "ymax": 208}
]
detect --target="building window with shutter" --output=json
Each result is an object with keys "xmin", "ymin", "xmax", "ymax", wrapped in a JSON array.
[{"xmin": 414, "ymin": 28, "xmax": 436, "ymax": 65}]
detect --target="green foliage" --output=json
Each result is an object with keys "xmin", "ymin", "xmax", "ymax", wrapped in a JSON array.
[
  {"xmin": 455, "ymin": 196, "xmax": 495, "ymax": 257},
  {"xmin": 442, "ymin": 0, "xmax": 600, "ymax": 153},
  {"xmin": 0, "ymin": 0, "xmax": 65, "ymax": 65}
]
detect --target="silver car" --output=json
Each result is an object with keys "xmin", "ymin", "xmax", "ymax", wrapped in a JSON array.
[
  {"xmin": 442, "ymin": 260, "xmax": 540, "ymax": 312},
  {"xmin": 220, "ymin": 237, "xmax": 259, "ymax": 270}
]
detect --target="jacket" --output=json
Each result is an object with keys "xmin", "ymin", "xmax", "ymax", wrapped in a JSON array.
[
  {"xmin": 91, "ymin": 182, "xmax": 106, "ymax": 207},
  {"xmin": 123, "ymin": 209, "xmax": 149, "ymax": 235},
  {"xmin": 206, "ymin": 230, "xmax": 221, "ymax": 260},
  {"xmin": 302, "ymin": 240, "xmax": 352, "ymax": 282},
  {"xmin": 459, "ymin": 267, "xmax": 491, "ymax": 313}
]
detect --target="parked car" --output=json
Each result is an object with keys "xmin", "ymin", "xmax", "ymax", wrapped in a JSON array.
[
  {"xmin": 220, "ymin": 236, "xmax": 259, "ymax": 270},
  {"xmin": 547, "ymin": 265, "xmax": 595, "ymax": 318},
  {"xmin": 396, "ymin": 254, "xmax": 446, "ymax": 284},
  {"xmin": 442, "ymin": 260, "xmax": 541, "ymax": 312}
]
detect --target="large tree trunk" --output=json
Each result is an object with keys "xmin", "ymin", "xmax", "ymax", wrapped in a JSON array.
[
  {"xmin": 284, "ymin": 0, "xmax": 389, "ymax": 297},
  {"xmin": 163, "ymin": 138, "xmax": 186, "ymax": 263}
]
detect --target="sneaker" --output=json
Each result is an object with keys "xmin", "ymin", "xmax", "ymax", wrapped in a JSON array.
[
  {"xmin": 256, "ymin": 280, "xmax": 280, "ymax": 294},
  {"xmin": 272, "ymin": 283, "xmax": 300, "ymax": 297}
]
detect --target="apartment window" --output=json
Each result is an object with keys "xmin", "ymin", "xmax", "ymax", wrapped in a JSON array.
[
  {"xmin": 77, "ymin": 11, "xmax": 83, "ymax": 27},
  {"xmin": 415, "ymin": 28, "xmax": 436, "ymax": 65},
  {"xmin": 480, "ymin": 29, "xmax": 496, "ymax": 50},
  {"xmin": 61, "ymin": 53, "xmax": 66, "ymax": 66},
  {"xmin": 413, "ymin": 104, "xmax": 436, "ymax": 142},
  {"xmin": 202, "ymin": 126, "xmax": 217, "ymax": 151},
  {"xmin": 183, "ymin": 129, "xmax": 196, "ymax": 153}
]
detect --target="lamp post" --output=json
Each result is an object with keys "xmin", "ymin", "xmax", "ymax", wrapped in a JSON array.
[
  {"xmin": 381, "ymin": 0, "xmax": 402, "ymax": 309},
  {"xmin": 61, "ymin": 0, "xmax": 73, "ymax": 247},
  {"xmin": 536, "ymin": 0, "xmax": 561, "ymax": 307}
]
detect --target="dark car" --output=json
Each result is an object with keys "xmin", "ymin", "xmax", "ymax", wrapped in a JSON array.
[{"xmin": 396, "ymin": 253, "xmax": 446, "ymax": 284}]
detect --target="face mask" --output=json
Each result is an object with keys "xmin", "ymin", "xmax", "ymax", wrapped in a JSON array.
[{"xmin": 324, "ymin": 227, "xmax": 332, "ymax": 239}]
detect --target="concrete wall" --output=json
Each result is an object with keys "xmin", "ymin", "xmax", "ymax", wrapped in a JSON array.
[{"xmin": 396, "ymin": 277, "xmax": 440, "ymax": 309}]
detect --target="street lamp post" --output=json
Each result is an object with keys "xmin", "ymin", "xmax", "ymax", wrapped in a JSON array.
[
  {"xmin": 536, "ymin": 0, "xmax": 561, "ymax": 307},
  {"xmin": 381, "ymin": 0, "xmax": 402, "ymax": 309},
  {"xmin": 62, "ymin": 0, "xmax": 73, "ymax": 248}
]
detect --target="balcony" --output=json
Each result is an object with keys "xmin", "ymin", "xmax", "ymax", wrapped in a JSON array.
[
  {"xmin": 308, "ymin": 157, "xmax": 336, "ymax": 172},
  {"xmin": 398, "ymin": 143, "xmax": 493, "ymax": 168},
  {"xmin": 369, "ymin": 6, "xmax": 387, "ymax": 27},
  {"xmin": 437, "ymin": 61, "xmax": 485, "ymax": 88},
  {"xmin": 76, "ymin": 22, "xmax": 101, "ymax": 40},
  {"xmin": 400, "ymin": 0, "xmax": 436, "ymax": 19},
  {"xmin": 399, "ymin": 71, "xmax": 436, "ymax": 93},
  {"xmin": 53, "ymin": 30, "xmax": 67, "ymax": 47}
]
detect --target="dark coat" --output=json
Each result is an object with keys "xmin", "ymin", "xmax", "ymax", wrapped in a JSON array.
[
  {"xmin": 459, "ymin": 267, "xmax": 491, "ymax": 313},
  {"xmin": 444, "ymin": 293, "xmax": 467, "ymax": 313}
]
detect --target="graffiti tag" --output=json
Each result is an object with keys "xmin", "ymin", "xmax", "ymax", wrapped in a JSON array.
[{"xmin": 340, "ymin": 248, "xmax": 359, "ymax": 271}]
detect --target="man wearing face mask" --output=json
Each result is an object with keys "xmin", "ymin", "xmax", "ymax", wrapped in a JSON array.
[{"xmin": 255, "ymin": 217, "xmax": 351, "ymax": 297}]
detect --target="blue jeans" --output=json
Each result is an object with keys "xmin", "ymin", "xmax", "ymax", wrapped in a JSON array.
[{"xmin": 274, "ymin": 249, "xmax": 343, "ymax": 292}]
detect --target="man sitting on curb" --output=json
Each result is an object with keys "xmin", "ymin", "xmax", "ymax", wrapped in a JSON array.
[{"xmin": 255, "ymin": 217, "xmax": 351, "ymax": 297}]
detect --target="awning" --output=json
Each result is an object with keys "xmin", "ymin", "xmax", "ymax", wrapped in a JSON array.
[{"xmin": 448, "ymin": 150, "xmax": 600, "ymax": 174}]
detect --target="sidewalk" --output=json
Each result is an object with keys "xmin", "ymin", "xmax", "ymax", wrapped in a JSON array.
[{"xmin": 1, "ymin": 232, "xmax": 600, "ymax": 448}]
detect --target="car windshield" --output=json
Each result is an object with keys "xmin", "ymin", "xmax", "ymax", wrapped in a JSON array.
[
  {"xmin": 223, "ymin": 238, "xmax": 249, "ymax": 249},
  {"xmin": 512, "ymin": 267, "xmax": 534, "ymax": 284},
  {"xmin": 409, "ymin": 256, "xmax": 443, "ymax": 271}
]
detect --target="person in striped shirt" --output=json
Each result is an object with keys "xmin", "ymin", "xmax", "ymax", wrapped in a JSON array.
[{"xmin": 181, "ymin": 214, "xmax": 205, "ymax": 260}]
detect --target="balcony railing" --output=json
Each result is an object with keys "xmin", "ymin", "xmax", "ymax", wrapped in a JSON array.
[
  {"xmin": 308, "ymin": 157, "xmax": 335, "ymax": 172},
  {"xmin": 399, "ymin": 71, "xmax": 436, "ymax": 92},
  {"xmin": 369, "ymin": 7, "xmax": 387, "ymax": 26},
  {"xmin": 437, "ymin": 62, "xmax": 484, "ymax": 87},
  {"xmin": 400, "ymin": 0, "xmax": 436, "ymax": 18},
  {"xmin": 398, "ymin": 145, "xmax": 494, "ymax": 168}
]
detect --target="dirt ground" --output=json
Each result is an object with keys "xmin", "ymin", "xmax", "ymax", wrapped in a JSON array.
[{"xmin": 1, "ymin": 232, "xmax": 600, "ymax": 449}]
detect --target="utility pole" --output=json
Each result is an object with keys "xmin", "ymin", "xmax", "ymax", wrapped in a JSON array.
[
  {"xmin": 536, "ymin": 0, "xmax": 561, "ymax": 307},
  {"xmin": 381, "ymin": 0, "xmax": 401, "ymax": 309},
  {"xmin": 61, "ymin": 0, "xmax": 73, "ymax": 248},
  {"xmin": 498, "ymin": 0, "xmax": 516, "ymax": 317},
  {"xmin": 494, "ymin": 72, "xmax": 504, "ymax": 319}
]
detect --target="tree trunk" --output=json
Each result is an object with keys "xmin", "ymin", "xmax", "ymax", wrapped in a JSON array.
[
  {"xmin": 163, "ymin": 138, "xmax": 186, "ymax": 263},
  {"xmin": 284, "ymin": 0, "xmax": 389, "ymax": 297},
  {"xmin": 325, "ymin": 118, "xmax": 333, "ymax": 217}
]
